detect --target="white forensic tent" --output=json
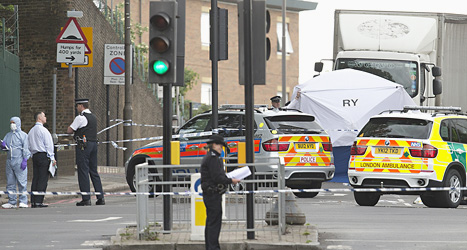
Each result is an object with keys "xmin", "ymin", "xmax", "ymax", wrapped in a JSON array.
[
  {"xmin": 288, "ymin": 69, "xmax": 416, "ymax": 182},
  {"xmin": 288, "ymin": 69, "xmax": 416, "ymax": 147}
]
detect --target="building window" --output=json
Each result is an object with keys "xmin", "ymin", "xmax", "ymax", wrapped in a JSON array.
[
  {"xmin": 276, "ymin": 22, "xmax": 293, "ymax": 54},
  {"xmin": 201, "ymin": 83, "xmax": 212, "ymax": 105},
  {"xmin": 201, "ymin": 12, "xmax": 210, "ymax": 47}
]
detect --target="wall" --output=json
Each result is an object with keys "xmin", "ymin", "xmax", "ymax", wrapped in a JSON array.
[{"xmin": 0, "ymin": 0, "xmax": 163, "ymax": 173}]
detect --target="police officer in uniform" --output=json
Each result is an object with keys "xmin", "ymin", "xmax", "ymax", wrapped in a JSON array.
[
  {"xmin": 201, "ymin": 135, "xmax": 240, "ymax": 250},
  {"xmin": 67, "ymin": 99, "xmax": 105, "ymax": 206},
  {"xmin": 270, "ymin": 95, "xmax": 281, "ymax": 112}
]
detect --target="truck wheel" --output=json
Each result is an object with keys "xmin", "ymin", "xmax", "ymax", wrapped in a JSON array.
[
  {"xmin": 435, "ymin": 169, "xmax": 463, "ymax": 208},
  {"xmin": 354, "ymin": 191, "xmax": 380, "ymax": 206},
  {"xmin": 294, "ymin": 182, "xmax": 321, "ymax": 198}
]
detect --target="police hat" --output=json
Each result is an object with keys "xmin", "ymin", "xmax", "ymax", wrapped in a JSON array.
[
  {"xmin": 207, "ymin": 134, "xmax": 227, "ymax": 147},
  {"xmin": 270, "ymin": 96, "xmax": 281, "ymax": 103},
  {"xmin": 75, "ymin": 98, "xmax": 89, "ymax": 104}
]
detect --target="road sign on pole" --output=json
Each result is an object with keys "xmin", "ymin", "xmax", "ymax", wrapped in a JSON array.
[{"xmin": 56, "ymin": 43, "xmax": 85, "ymax": 63}]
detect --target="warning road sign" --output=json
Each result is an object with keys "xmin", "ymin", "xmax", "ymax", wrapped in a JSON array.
[{"xmin": 56, "ymin": 17, "xmax": 87, "ymax": 44}]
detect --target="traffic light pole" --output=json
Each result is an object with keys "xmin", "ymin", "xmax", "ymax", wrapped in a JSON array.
[
  {"xmin": 242, "ymin": 0, "xmax": 256, "ymax": 240},
  {"xmin": 163, "ymin": 84, "xmax": 173, "ymax": 231},
  {"xmin": 210, "ymin": 0, "xmax": 219, "ymax": 129}
]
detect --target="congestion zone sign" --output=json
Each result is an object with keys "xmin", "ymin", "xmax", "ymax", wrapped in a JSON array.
[{"xmin": 104, "ymin": 44, "xmax": 132, "ymax": 85}]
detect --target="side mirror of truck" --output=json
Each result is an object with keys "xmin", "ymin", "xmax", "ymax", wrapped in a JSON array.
[
  {"xmin": 433, "ymin": 79, "xmax": 442, "ymax": 95},
  {"xmin": 432, "ymin": 66, "xmax": 442, "ymax": 77},
  {"xmin": 314, "ymin": 62, "xmax": 323, "ymax": 73}
]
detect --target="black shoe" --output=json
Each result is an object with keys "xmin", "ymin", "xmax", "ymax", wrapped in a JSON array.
[
  {"xmin": 76, "ymin": 200, "xmax": 91, "ymax": 206},
  {"xmin": 32, "ymin": 203, "xmax": 48, "ymax": 208},
  {"xmin": 96, "ymin": 198, "xmax": 105, "ymax": 205}
]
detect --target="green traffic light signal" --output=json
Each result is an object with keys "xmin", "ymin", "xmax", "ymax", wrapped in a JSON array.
[{"xmin": 153, "ymin": 60, "xmax": 169, "ymax": 75}]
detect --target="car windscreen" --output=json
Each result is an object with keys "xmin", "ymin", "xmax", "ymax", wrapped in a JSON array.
[
  {"xmin": 263, "ymin": 115, "xmax": 323, "ymax": 134},
  {"xmin": 358, "ymin": 117, "xmax": 432, "ymax": 139}
]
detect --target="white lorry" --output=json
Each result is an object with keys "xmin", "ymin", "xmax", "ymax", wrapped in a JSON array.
[{"xmin": 315, "ymin": 10, "xmax": 467, "ymax": 109}]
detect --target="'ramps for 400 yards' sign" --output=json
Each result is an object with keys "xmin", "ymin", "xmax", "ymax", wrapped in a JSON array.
[{"xmin": 104, "ymin": 44, "xmax": 132, "ymax": 85}]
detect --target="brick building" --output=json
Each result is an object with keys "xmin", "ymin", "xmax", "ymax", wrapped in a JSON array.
[
  {"xmin": 109, "ymin": 0, "xmax": 316, "ymax": 105},
  {"xmin": 0, "ymin": 0, "xmax": 163, "ymax": 172}
]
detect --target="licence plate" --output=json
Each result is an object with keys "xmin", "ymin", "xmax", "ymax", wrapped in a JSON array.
[
  {"xmin": 375, "ymin": 147, "xmax": 401, "ymax": 155},
  {"xmin": 295, "ymin": 143, "xmax": 316, "ymax": 150}
]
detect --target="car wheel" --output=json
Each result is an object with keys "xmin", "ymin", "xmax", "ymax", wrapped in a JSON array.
[
  {"xmin": 293, "ymin": 182, "xmax": 321, "ymax": 198},
  {"xmin": 435, "ymin": 169, "xmax": 463, "ymax": 208},
  {"xmin": 420, "ymin": 194, "xmax": 439, "ymax": 207},
  {"xmin": 354, "ymin": 191, "xmax": 380, "ymax": 206},
  {"xmin": 126, "ymin": 156, "xmax": 160, "ymax": 195},
  {"xmin": 126, "ymin": 156, "xmax": 147, "ymax": 192}
]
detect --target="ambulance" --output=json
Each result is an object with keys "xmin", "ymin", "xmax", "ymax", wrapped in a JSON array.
[{"xmin": 348, "ymin": 106, "xmax": 467, "ymax": 208}]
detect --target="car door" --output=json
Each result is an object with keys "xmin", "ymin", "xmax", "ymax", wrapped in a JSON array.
[
  {"xmin": 176, "ymin": 114, "xmax": 212, "ymax": 166},
  {"xmin": 450, "ymin": 119, "xmax": 467, "ymax": 167},
  {"xmin": 198, "ymin": 113, "xmax": 245, "ymax": 157}
]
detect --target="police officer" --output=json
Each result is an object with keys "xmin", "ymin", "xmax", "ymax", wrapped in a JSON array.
[
  {"xmin": 270, "ymin": 95, "xmax": 281, "ymax": 112},
  {"xmin": 201, "ymin": 135, "xmax": 240, "ymax": 250},
  {"xmin": 67, "ymin": 99, "xmax": 105, "ymax": 206}
]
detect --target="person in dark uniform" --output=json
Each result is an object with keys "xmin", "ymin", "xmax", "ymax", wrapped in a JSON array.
[
  {"xmin": 67, "ymin": 99, "xmax": 105, "ymax": 206},
  {"xmin": 201, "ymin": 135, "xmax": 240, "ymax": 250},
  {"xmin": 270, "ymin": 95, "xmax": 281, "ymax": 111}
]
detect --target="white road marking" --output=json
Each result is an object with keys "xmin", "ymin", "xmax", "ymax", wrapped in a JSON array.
[{"xmin": 68, "ymin": 216, "xmax": 122, "ymax": 222}]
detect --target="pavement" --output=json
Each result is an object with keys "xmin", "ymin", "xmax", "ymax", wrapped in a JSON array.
[{"xmin": 0, "ymin": 166, "xmax": 321, "ymax": 250}]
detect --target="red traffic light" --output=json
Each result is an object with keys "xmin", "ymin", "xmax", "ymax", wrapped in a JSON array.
[
  {"xmin": 150, "ymin": 36, "xmax": 170, "ymax": 53},
  {"xmin": 151, "ymin": 13, "xmax": 170, "ymax": 30}
]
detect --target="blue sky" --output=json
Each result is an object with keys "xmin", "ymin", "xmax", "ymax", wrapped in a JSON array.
[{"xmin": 299, "ymin": 0, "xmax": 467, "ymax": 83}]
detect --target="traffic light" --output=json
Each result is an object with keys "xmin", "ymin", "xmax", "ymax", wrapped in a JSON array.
[
  {"xmin": 149, "ymin": 1, "xmax": 178, "ymax": 84},
  {"xmin": 238, "ymin": 0, "xmax": 270, "ymax": 85}
]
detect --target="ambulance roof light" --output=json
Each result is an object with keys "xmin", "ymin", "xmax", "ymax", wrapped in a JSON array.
[{"xmin": 403, "ymin": 106, "xmax": 462, "ymax": 112}]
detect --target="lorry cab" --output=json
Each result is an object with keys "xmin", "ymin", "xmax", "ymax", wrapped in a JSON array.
[{"xmin": 332, "ymin": 50, "xmax": 441, "ymax": 106}]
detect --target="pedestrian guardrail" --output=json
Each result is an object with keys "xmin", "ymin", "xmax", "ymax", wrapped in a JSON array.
[{"xmin": 135, "ymin": 157, "xmax": 286, "ymax": 240}]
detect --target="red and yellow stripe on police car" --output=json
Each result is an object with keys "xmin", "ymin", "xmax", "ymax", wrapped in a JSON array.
[
  {"xmin": 279, "ymin": 135, "xmax": 332, "ymax": 167},
  {"xmin": 352, "ymin": 138, "xmax": 427, "ymax": 173}
]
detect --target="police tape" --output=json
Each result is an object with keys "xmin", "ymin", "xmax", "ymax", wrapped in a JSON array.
[
  {"xmin": 2, "ymin": 186, "xmax": 466, "ymax": 197},
  {"xmin": 54, "ymin": 131, "xmax": 214, "ymax": 149},
  {"xmin": 53, "ymin": 126, "xmax": 360, "ymax": 150}
]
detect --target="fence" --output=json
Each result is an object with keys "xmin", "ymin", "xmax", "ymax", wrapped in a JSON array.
[
  {"xmin": 135, "ymin": 157, "xmax": 286, "ymax": 240},
  {"xmin": 0, "ymin": 5, "xmax": 19, "ymax": 55}
]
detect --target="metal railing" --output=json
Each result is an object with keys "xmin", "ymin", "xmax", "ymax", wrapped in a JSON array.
[
  {"xmin": 135, "ymin": 157, "xmax": 286, "ymax": 240},
  {"xmin": 0, "ymin": 5, "xmax": 19, "ymax": 55}
]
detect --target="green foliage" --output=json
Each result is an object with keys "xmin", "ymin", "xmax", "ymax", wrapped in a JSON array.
[
  {"xmin": 143, "ymin": 225, "xmax": 159, "ymax": 241},
  {"xmin": 181, "ymin": 67, "xmax": 199, "ymax": 96}
]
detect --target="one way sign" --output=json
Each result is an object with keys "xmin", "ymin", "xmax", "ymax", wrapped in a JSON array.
[{"xmin": 56, "ymin": 43, "xmax": 85, "ymax": 63}]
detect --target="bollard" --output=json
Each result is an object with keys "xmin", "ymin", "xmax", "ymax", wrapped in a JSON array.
[{"xmin": 190, "ymin": 173, "xmax": 206, "ymax": 241}]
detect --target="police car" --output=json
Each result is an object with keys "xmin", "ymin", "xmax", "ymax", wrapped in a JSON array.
[
  {"xmin": 349, "ymin": 106, "xmax": 467, "ymax": 208},
  {"xmin": 125, "ymin": 105, "xmax": 335, "ymax": 198}
]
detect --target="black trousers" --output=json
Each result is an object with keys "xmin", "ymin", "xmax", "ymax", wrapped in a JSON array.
[
  {"xmin": 203, "ymin": 193, "xmax": 222, "ymax": 250},
  {"xmin": 31, "ymin": 152, "xmax": 50, "ymax": 204},
  {"xmin": 76, "ymin": 141, "xmax": 103, "ymax": 200}
]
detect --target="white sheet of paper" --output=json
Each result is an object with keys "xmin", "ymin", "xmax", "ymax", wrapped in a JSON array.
[
  {"xmin": 49, "ymin": 161, "xmax": 56, "ymax": 177},
  {"xmin": 226, "ymin": 167, "xmax": 251, "ymax": 180}
]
